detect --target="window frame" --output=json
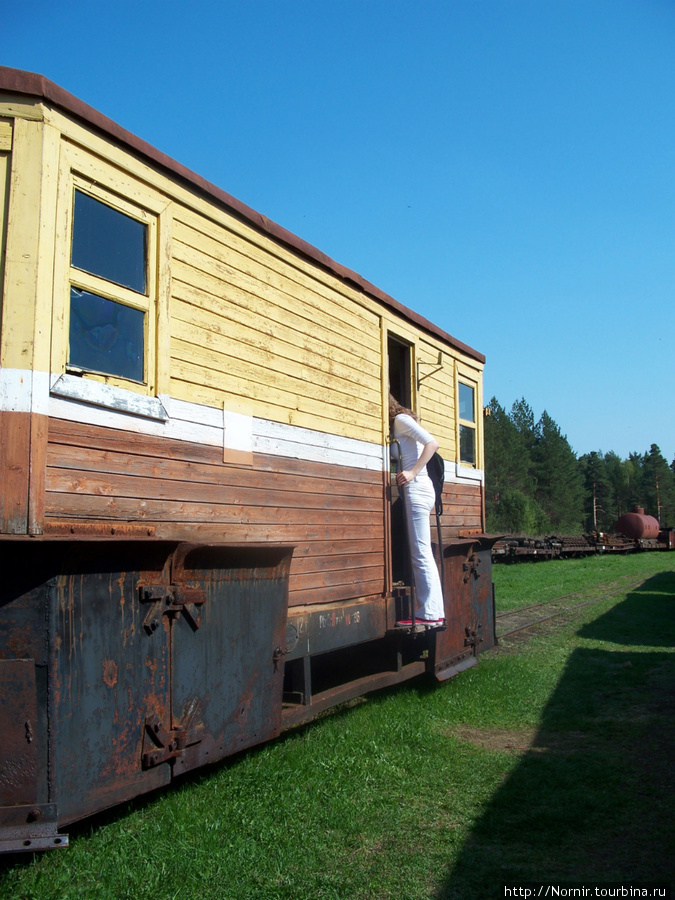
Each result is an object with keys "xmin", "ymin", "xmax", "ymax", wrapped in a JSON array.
[
  {"xmin": 458, "ymin": 381, "xmax": 476, "ymax": 466},
  {"xmin": 455, "ymin": 364, "xmax": 481, "ymax": 475},
  {"xmin": 51, "ymin": 142, "xmax": 171, "ymax": 420},
  {"xmin": 68, "ymin": 183, "xmax": 153, "ymax": 384}
]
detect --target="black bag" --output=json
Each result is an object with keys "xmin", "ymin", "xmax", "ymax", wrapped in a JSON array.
[{"xmin": 426, "ymin": 451, "xmax": 445, "ymax": 516}]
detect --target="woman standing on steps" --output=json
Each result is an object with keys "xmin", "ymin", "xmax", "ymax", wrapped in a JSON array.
[{"xmin": 388, "ymin": 394, "xmax": 445, "ymax": 625}]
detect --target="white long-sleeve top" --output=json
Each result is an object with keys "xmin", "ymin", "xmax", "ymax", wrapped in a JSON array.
[{"xmin": 392, "ymin": 414, "xmax": 435, "ymax": 484}]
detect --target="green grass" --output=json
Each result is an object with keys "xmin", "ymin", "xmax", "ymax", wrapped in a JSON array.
[
  {"xmin": 1, "ymin": 554, "xmax": 673, "ymax": 900},
  {"xmin": 492, "ymin": 550, "xmax": 672, "ymax": 611}
]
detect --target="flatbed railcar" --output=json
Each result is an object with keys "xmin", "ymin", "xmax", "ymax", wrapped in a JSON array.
[
  {"xmin": 0, "ymin": 67, "xmax": 497, "ymax": 852},
  {"xmin": 492, "ymin": 509, "xmax": 675, "ymax": 562}
]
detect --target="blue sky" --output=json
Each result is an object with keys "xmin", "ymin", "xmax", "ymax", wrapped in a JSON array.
[{"xmin": 5, "ymin": 0, "xmax": 674, "ymax": 461}]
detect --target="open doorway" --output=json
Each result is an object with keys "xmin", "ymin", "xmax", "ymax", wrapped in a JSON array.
[
  {"xmin": 387, "ymin": 334, "xmax": 414, "ymax": 600},
  {"xmin": 387, "ymin": 335, "xmax": 412, "ymax": 408}
]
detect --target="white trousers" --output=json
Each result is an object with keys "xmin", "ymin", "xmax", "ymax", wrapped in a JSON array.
[{"xmin": 403, "ymin": 479, "xmax": 445, "ymax": 620}]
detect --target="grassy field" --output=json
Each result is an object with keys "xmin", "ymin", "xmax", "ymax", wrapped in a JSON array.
[{"xmin": 1, "ymin": 553, "xmax": 673, "ymax": 899}]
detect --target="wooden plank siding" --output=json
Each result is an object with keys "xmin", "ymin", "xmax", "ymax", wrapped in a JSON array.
[
  {"xmin": 44, "ymin": 420, "xmax": 386, "ymax": 606},
  {"xmin": 438, "ymin": 483, "xmax": 484, "ymax": 537},
  {"xmin": 170, "ymin": 214, "xmax": 382, "ymax": 438}
]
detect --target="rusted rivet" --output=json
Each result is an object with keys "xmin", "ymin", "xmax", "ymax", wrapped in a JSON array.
[{"xmin": 27, "ymin": 808, "xmax": 42, "ymax": 823}]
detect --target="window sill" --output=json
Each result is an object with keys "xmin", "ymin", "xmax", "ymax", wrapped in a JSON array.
[
  {"xmin": 455, "ymin": 462, "xmax": 484, "ymax": 483},
  {"xmin": 50, "ymin": 374, "xmax": 169, "ymax": 421}
]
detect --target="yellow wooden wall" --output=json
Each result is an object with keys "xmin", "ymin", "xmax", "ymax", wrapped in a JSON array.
[
  {"xmin": 0, "ymin": 119, "xmax": 11, "ymax": 318},
  {"xmin": 0, "ymin": 94, "xmax": 484, "ymax": 470},
  {"xmin": 171, "ymin": 208, "xmax": 383, "ymax": 439}
]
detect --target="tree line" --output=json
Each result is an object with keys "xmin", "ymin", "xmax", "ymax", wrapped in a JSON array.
[{"xmin": 484, "ymin": 397, "xmax": 675, "ymax": 536}]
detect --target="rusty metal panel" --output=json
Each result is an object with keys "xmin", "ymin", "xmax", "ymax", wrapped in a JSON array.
[
  {"xmin": 0, "ymin": 544, "xmax": 58, "ymax": 819},
  {"xmin": 433, "ymin": 540, "xmax": 477, "ymax": 679},
  {"xmin": 49, "ymin": 543, "xmax": 174, "ymax": 825},
  {"xmin": 285, "ymin": 597, "xmax": 388, "ymax": 661},
  {"xmin": 0, "ymin": 659, "xmax": 38, "ymax": 806},
  {"xmin": 168, "ymin": 545, "xmax": 293, "ymax": 775},
  {"xmin": 433, "ymin": 536, "xmax": 498, "ymax": 680},
  {"xmin": 468, "ymin": 539, "xmax": 497, "ymax": 656},
  {"xmin": 0, "ymin": 548, "xmax": 51, "ymax": 666}
]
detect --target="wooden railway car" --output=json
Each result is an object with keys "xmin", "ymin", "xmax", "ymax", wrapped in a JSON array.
[{"xmin": 0, "ymin": 67, "xmax": 495, "ymax": 851}]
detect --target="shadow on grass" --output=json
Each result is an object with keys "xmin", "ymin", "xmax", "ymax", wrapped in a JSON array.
[{"xmin": 438, "ymin": 571, "xmax": 675, "ymax": 898}]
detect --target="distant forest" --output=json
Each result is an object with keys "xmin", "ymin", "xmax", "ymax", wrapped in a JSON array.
[{"xmin": 484, "ymin": 397, "xmax": 675, "ymax": 536}]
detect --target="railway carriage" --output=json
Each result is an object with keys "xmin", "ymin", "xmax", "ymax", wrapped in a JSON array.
[{"xmin": 0, "ymin": 67, "xmax": 496, "ymax": 851}]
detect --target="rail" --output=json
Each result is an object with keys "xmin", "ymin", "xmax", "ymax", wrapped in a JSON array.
[{"xmin": 496, "ymin": 578, "xmax": 646, "ymax": 638}]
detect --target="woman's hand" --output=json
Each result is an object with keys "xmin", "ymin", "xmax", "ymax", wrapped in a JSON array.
[{"xmin": 395, "ymin": 438, "xmax": 439, "ymax": 487}]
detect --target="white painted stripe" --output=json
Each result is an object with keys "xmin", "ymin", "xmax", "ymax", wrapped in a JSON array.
[
  {"xmin": 0, "ymin": 368, "xmax": 50, "ymax": 415},
  {"xmin": 455, "ymin": 462, "xmax": 485, "ymax": 484},
  {"xmin": 50, "ymin": 374, "xmax": 170, "ymax": 421},
  {"xmin": 0, "ymin": 366, "xmax": 482, "ymax": 482},
  {"xmin": 224, "ymin": 408, "xmax": 253, "ymax": 454},
  {"xmin": 255, "ymin": 432, "xmax": 385, "ymax": 471}
]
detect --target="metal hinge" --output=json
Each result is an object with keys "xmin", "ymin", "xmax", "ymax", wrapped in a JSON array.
[
  {"xmin": 142, "ymin": 715, "xmax": 189, "ymax": 768},
  {"xmin": 139, "ymin": 584, "xmax": 206, "ymax": 634},
  {"xmin": 462, "ymin": 554, "xmax": 480, "ymax": 583},
  {"xmin": 464, "ymin": 623, "xmax": 484, "ymax": 648}
]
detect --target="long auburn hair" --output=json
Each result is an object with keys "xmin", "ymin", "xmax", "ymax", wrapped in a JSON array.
[{"xmin": 388, "ymin": 393, "xmax": 417, "ymax": 427}]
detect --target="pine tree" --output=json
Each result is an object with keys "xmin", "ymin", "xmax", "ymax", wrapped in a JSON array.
[
  {"xmin": 510, "ymin": 398, "xmax": 537, "ymax": 457},
  {"xmin": 603, "ymin": 451, "xmax": 630, "ymax": 523},
  {"xmin": 484, "ymin": 397, "xmax": 533, "ymax": 499},
  {"xmin": 578, "ymin": 451, "xmax": 614, "ymax": 532},
  {"xmin": 641, "ymin": 444, "xmax": 675, "ymax": 524},
  {"xmin": 626, "ymin": 453, "xmax": 644, "ymax": 511},
  {"xmin": 484, "ymin": 397, "xmax": 547, "ymax": 534},
  {"xmin": 531, "ymin": 411, "xmax": 585, "ymax": 533}
]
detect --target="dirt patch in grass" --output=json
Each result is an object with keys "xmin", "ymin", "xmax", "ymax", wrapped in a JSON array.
[{"xmin": 449, "ymin": 725, "xmax": 603, "ymax": 755}]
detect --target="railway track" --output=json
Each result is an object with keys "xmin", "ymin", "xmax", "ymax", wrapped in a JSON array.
[{"xmin": 496, "ymin": 578, "xmax": 646, "ymax": 639}]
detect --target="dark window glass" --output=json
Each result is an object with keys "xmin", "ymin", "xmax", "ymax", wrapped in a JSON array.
[
  {"xmin": 459, "ymin": 383, "xmax": 475, "ymax": 422},
  {"xmin": 72, "ymin": 190, "xmax": 147, "ymax": 293},
  {"xmin": 69, "ymin": 288, "xmax": 144, "ymax": 382},
  {"xmin": 460, "ymin": 424, "xmax": 476, "ymax": 466}
]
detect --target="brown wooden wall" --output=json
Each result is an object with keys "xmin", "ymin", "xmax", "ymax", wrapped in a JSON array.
[
  {"xmin": 42, "ymin": 419, "xmax": 483, "ymax": 608},
  {"xmin": 43, "ymin": 419, "xmax": 388, "ymax": 607}
]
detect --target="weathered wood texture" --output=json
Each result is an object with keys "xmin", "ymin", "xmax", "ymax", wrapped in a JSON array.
[
  {"xmin": 0, "ymin": 410, "xmax": 30, "ymax": 533},
  {"xmin": 0, "ymin": 121, "xmax": 11, "ymax": 309},
  {"xmin": 438, "ymin": 482, "xmax": 483, "ymax": 537},
  {"xmin": 43, "ymin": 419, "xmax": 483, "ymax": 604},
  {"xmin": 170, "ymin": 213, "xmax": 383, "ymax": 440},
  {"xmin": 44, "ymin": 420, "xmax": 388, "ymax": 606}
]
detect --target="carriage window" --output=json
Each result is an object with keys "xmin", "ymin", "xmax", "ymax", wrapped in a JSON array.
[
  {"xmin": 68, "ymin": 189, "xmax": 151, "ymax": 384},
  {"xmin": 458, "ymin": 382, "xmax": 476, "ymax": 466},
  {"xmin": 69, "ymin": 288, "xmax": 145, "ymax": 383},
  {"xmin": 72, "ymin": 190, "xmax": 147, "ymax": 293}
]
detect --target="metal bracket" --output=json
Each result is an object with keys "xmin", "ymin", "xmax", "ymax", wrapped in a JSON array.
[
  {"xmin": 0, "ymin": 804, "xmax": 68, "ymax": 852},
  {"xmin": 464, "ymin": 623, "xmax": 484, "ymax": 649},
  {"xmin": 139, "ymin": 584, "xmax": 206, "ymax": 634},
  {"xmin": 416, "ymin": 351, "xmax": 443, "ymax": 389},
  {"xmin": 142, "ymin": 715, "xmax": 189, "ymax": 768},
  {"xmin": 462, "ymin": 554, "xmax": 480, "ymax": 583}
]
